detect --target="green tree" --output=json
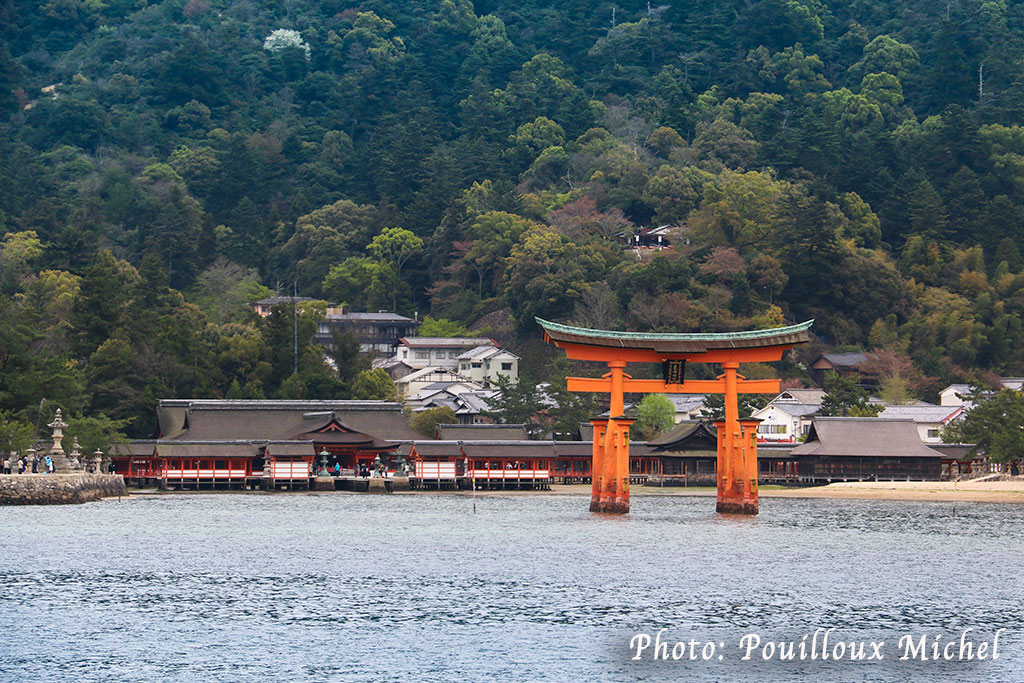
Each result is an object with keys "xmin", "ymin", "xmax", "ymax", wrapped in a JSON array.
[
  {"xmin": 634, "ymin": 393, "xmax": 675, "ymax": 440},
  {"xmin": 0, "ymin": 410, "xmax": 33, "ymax": 458},
  {"xmin": 65, "ymin": 415, "xmax": 129, "ymax": 456},
  {"xmin": 503, "ymin": 227, "xmax": 606, "ymax": 327},
  {"xmin": 349, "ymin": 368, "xmax": 396, "ymax": 400},
  {"xmin": 818, "ymin": 372, "xmax": 881, "ymax": 417},
  {"xmin": 698, "ymin": 393, "xmax": 767, "ymax": 421},
  {"xmin": 943, "ymin": 387, "xmax": 1024, "ymax": 463},
  {"xmin": 409, "ymin": 406, "xmax": 457, "ymax": 437},
  {"xmin": 366, "ymin": 227, "xmax": 424, "ymax": 311},
  {"xmin": 282, "ymin": 200, "xmax": 378, "ymax": 294},
  {"xmin": 417, "ymin": 316, "xmax": 469, "ymax": 337},
  {"xmin": 483, "ymin": 373, "xmax": 546, "ymax": 438}
]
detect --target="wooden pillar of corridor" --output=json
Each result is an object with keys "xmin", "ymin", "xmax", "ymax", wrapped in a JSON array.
[{"xmin": 537, "ymin": 318, "xmax": 813, "ymax": 515}]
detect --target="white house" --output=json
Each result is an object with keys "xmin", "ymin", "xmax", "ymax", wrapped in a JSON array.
[
  {"xmin": 455, "ymin": 346, "xmax": 520, "ymax": 386},
  {"xmin": 749, "ymin": 389, "xmax": 826, "ymax": 443},
  {"xmin": 939, "ymin": 378, "xmax": 1024, "ymax": 407},
  {"xmin": 876, "ymin": 404, "xmax": 964, "ymax": 443},
  {"xmin": 751, "ymin": 402, "xmax": 820, "ymax": 443},
  {"xmin": 395, "ymin": 337, "xmax": 496, "ymax": 370}
]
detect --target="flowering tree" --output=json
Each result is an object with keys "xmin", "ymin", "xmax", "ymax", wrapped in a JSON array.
[{"xmin": 263, "ymin": 29, "xmax": 311, "ymax": 60}]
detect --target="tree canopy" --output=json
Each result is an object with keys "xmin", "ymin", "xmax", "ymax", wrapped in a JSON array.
[{"xmin": 3, "ymin": 0, "xmax": 1024, "ymax": 438}]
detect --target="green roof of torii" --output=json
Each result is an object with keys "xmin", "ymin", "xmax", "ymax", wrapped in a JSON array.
[{"xmin": 536, "ymin": 317, "xmax": 814, "ymax": 353}]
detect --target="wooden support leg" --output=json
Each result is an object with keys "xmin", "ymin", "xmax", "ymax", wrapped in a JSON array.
[
  {"xmin": 593, "ymin": 418, "xmax": 632, "ymax": 514},
  {"xmin": 598, "ymin": 418, "xmax": 618, "ymax": 511},
  {"xmin": 610, "ymin": 417, "xmax": 626, "ymax": 511},
  {"xmin": 589, "ymin": 420, "xmax": 606, "ymax": 512},
  {"xmin": 715, "ymin": 362, "xmax": 758, "ymax": 515}
]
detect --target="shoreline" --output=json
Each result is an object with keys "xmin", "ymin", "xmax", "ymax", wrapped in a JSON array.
[{"xmin": 118, "ymin": 480, "xmax": 1024, "ymax": 504}]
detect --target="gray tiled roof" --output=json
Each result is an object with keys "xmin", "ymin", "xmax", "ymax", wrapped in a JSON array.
[
  {"xmin": 877, "ymin": 405, "xmax": 962, "ymax": 423},
  {"xmin": 791, "ymin": 418, "xmax": 940, "ymax": 458},
  {"xmin": 819, "ymin": 352, "xmax": 868, "ymax": 366},
  {"xmin": 157, "ymin": 399, "xmax": 421, "ymax": 442}
]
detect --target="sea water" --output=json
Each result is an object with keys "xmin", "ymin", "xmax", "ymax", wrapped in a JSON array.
[{"xmin": 1, "ymin": 493, "xmax": 1021, "ymax": 682}]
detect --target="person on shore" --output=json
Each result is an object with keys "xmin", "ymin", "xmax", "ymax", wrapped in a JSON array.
[{"xmin": 45, "ymin": 455, "xmax": 53, "ymax": 473}]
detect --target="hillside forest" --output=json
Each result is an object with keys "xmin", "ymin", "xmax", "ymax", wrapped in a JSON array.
[{"xmin": 3, "ymin": 0, "xmax": 1024, "ymax": 445}]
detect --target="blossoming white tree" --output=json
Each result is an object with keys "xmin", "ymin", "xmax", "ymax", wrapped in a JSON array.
[{"xmin": 263, "ymin": 29, "xmax": 311, "ymax": 60}]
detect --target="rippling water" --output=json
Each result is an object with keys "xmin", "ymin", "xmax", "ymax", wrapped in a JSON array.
[{"xmin": 1, "ymin": 493, "xmax": 1021, "ymax": 682}]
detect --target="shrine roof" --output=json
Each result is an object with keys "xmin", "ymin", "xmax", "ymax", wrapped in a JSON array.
[{"xmin": 536, "ymin": 318, "xmax": 814, "ymax": 353}]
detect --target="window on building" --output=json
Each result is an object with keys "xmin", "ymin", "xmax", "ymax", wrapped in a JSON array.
[
  {"xmin": 501, "ymin": 362, "xmax": 513, "ymax": 371},
  {"xmin": 415, "ymin": 351, "xmax": 430, "ymax": 360},
  {"xmin": 449, "ymin": 351, "xmax": 461, "ymax": 359},
  {"xmin": 472, "ymin": 362, "xmax": 482, "ymax": 368},
  {"xmin": 927, "ymin": 428, "xmax": 940, "ymax": 438},
  {"xmin": 757, "ymin": 424, "xmax": 788, "ymax": 434},
  {"xmin": 461, "ymin": 364, "xmax": 470, "ymax": 371}
]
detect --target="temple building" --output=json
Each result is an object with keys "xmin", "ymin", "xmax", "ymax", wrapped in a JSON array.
[
  {"xmin": 112, "ymin": 400, "xmax": 420, "ymax": 489},
  {"xmin": 790, "ymin": 417, "xmax": 942, "ymax": 481}
]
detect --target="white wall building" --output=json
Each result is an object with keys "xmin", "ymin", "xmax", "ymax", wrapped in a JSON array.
[
  {"xmin": 876, "ymin": 405, "xmax": 963, "ymax": 443},
  {"xmin": 456, "ymin": 346, "xmax": 520, "ymax": 386},
  {"xmin": 395, "ymin": 337, "xmax": 497, "ymax": 370},
  {"xmin": 751, "ymin": 402, "xmax": 820, "ymax": 443},
  {"xmin": 939, "ymin": 378, "xmax": 1024, "ymax": 407}
]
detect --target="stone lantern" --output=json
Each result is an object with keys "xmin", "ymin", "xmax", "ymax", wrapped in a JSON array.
[
  {"xmin": 317, "ymin": 448, "xmax": 330, "ymax": 477},
  {"xmin": 47, "ymin": 409, "xmax": 73, "ymax": 474},
  {"xmin": 25, "ymin": 447, "xmax": 36, "ymax": 475},
  {"xmin": 91, "ymin": 449, "xmax": 104, "ymax": 474},
  {"xmin": 69, "ymin": 437, "xmax": 83, "ymax": 471}
]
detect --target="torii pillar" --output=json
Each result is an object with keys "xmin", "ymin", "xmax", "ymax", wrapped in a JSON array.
[{"xmin": 537, "ymin": 317, "xmax": 813, "ymax": 515}]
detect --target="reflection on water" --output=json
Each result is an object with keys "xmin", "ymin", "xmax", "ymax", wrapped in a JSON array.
[{"xmin": 1, "ymin": 494, "xmax": 1021, "ymax": 682}]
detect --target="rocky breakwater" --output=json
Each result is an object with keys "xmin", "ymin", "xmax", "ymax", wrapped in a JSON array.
[{"xmin": 0, "ymin": 473, "xmax": 127, "ymax": 505}]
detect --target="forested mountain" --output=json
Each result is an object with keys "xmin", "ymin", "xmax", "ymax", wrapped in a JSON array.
[{"xmin": 3, "ymin": 0, "xmax": 1024, "ymax": 440}]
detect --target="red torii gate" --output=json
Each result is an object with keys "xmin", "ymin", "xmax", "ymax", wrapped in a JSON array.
[{"xmin": 537, "ymin": 318, "xmax": 813, "ymax": 515}]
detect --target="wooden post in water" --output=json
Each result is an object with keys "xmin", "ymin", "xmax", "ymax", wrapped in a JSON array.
[{"xmin": 589, "ymin": 419, "xmax": 606, "ymax": 512}]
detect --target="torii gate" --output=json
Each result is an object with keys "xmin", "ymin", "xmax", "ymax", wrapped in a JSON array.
[{"xmin": 537, "ymin": 318, "xmax": 813, "ymax": 515}]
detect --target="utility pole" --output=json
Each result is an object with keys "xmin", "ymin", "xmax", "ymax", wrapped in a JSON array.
[{"xmin": 293, "ymin": 281, "xmax": 299, "ymax": 377}]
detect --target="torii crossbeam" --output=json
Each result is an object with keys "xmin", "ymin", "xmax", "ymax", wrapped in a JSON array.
[{"xmin": 537, "ymin": 318, "xmax": 813, "ymax": 515}]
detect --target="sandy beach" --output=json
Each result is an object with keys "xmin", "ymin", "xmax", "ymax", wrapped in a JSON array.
[
  {"xmin": 438, "ymin": 480, "xmax": 1024, "ymax": 504},
  {"xmin": 758, "ymin": 479, "xmax": 1024, "ymax": 504}
]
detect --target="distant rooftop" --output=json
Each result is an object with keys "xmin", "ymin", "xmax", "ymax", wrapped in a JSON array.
[
  {"xmin": 326, "ymin": 311, "xmax": 417, "ymax": 322},
  {"xmin": 456, "ymin": 345, "xmax": 518, "ymax": 361},
  {"xmin": 816, "ymin": 352, "xmax": 868, "ymax": 367},
  {"xmin": 773, "ymin": 389, "xmax": 826, "ymax": 403},
  {"xmin": 255, "ymin": 296, "xmax": 314, "ymax": 305},
  {"xmin": 758, "ymin": 402, "xmax": 820, "ymax": 417},
  {"xmin": 400, "ymin": 337, "xmax": 495, "ymax": 348},
  {"xmin": 877, "ymin": 405, "xmax": 962, "ymax": 423}
]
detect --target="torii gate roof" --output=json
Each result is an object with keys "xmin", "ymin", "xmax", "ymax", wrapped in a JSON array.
[{"xmin": 536, "ymin": 318, "xmax": 814, "ymax": 354}]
